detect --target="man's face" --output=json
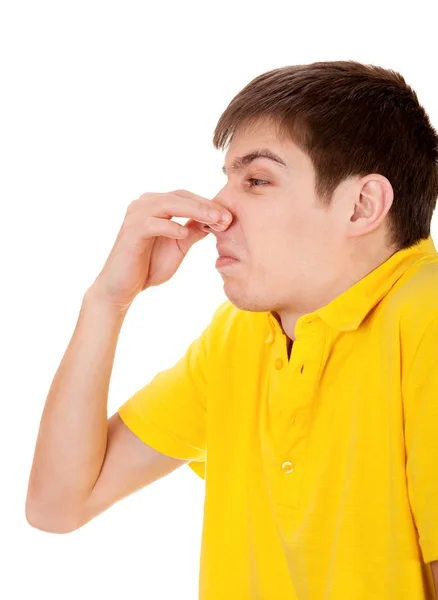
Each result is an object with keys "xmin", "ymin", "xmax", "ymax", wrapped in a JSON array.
[{"xmin": 208, "ymin": 119, "xmax": 358, "ymax": 316}]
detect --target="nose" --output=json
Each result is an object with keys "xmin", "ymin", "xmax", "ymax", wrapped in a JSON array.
[{"xmin": 203, "ymin": 190, "xmax": 233, "ymax": 233}]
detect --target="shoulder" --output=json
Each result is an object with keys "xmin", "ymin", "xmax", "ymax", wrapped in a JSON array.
[
  {"xmin": 393, "ymin": 257, "xmax": 438, "ymax": 332},
  {"xmin": 390, "ymin": 258, "xmax": 438, "ymax": 373}
]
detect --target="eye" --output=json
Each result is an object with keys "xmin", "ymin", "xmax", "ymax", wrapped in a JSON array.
[{"xmin": 247, "ymin": 178, "xmax": 270, "ymax": 187}]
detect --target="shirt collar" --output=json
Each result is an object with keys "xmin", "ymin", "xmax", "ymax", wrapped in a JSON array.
[{"xmin": 266, "ymin": 235, "xmax": 436, "ymax": 343}]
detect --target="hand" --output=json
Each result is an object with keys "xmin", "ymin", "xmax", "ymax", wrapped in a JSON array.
[{"xmin": 88, "ymin": 189, "xmax": 232, "ymax": 311}]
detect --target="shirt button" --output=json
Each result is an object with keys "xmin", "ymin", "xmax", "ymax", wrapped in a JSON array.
[
  {"xmin": 275, "ymin": 358, "xmax": 283, "ymax": 370},
  {"xmin": 281, "ymin": 461, "xmax": 294, "ymax": 474}
]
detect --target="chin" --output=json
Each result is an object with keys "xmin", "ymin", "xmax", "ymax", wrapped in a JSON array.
[{"xmin": 223, "ymin": 286, "xmax": 277, "ymax": 314}]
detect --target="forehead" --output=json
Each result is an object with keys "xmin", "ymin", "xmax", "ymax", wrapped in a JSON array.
[{"xmin": 228, "ymin": 119, "xmax": 285, "ymax": 151}]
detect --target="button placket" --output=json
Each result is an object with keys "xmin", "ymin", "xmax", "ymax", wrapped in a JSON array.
[
  {"xmin": 273, "ymin": 322, "xmax": 326, "ymax": 511},
  {"xmin": 266, "ymin": 337, "xmax": 302, "ymax": 508}
]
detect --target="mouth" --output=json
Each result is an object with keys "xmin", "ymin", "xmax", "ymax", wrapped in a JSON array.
[
  {"xmin": 216, "ymin": 245, "xmax": 239, "ymax": 261},
  {"xmin": 216, "ymin": 256, "xmax": 240, "ymax": 268}
]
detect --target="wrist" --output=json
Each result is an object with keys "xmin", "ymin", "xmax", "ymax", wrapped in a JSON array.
[{"xmin": 83, "ymin": 285, "xmax": 132, "ymax": 319}]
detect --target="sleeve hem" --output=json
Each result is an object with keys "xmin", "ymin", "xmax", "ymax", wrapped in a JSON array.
[
  {"xmin": 420, "ymin": 537, "xmax": 438, "ymax": 564},
  {"xmin": 117, "ymin": 404, "xmax": 205, "ymax": 463}
]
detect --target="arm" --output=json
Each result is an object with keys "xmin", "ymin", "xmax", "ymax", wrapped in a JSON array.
[
  {"xmin": 25, "ymin": 287, "xmax": 127, "ymax": 530},
  {"xmin": 25, "ymin": 287, "xmax": 186, "ymax": 533}
]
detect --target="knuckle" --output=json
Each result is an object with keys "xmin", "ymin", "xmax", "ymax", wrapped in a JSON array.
[
  {"xmin": 127, "ymin": 199, "xmax": 138, "ymax": 212},
  {"xmin": 160, "ymin": 196, "xmax": 172, "ymax": 213},
  {"xmin": 128, "ymin": 193, "xmax": 153, "ymax": 210}
]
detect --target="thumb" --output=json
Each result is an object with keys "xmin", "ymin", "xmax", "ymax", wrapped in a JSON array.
[{"xmin": 177, "ymin": 218, "xmax": 212, "ymax": 254}]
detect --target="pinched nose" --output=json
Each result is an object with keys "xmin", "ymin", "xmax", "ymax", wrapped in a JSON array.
[{"xmin": 206, "ymin": 207, "xmax": 232, "ymax": 229}]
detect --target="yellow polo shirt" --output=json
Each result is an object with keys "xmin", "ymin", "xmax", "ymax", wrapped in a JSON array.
[{"xmin": 118, "ymin": 235, "xmax": 438, "ymax": 599}]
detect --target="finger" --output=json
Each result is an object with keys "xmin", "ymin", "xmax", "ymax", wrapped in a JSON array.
[
  {"xmin": 171, "ymin": 189, "xmax": 232, "ymax": 224},
  {"xmin": 154, "ymin": 195, "xmax": 225, "ymax": 225},
  {"xmin": 171, "ymin": 188, "xmax": 212, "ymax": 203},
  {"xmin": 176, "ymin": 219, "xmax": 211, "ymax": 253}
]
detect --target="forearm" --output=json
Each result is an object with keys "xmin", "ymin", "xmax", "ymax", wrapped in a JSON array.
[{"xmin": 26, "ymin": 287, "xmax": 129, "ymax": 528}]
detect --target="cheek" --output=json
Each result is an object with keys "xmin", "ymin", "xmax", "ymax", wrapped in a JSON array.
[
  {"xmin": 256, "ymin": 228, "xmax": 292, "ymax": 262},
  {"xmin": 248, "ymin": 210, "xmax": 312, "ymax": 256}
]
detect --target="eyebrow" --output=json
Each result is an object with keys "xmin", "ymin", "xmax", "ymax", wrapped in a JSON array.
[{"xmin": 222, "ymin": 148, "xmax": 288, "ymax": 175}]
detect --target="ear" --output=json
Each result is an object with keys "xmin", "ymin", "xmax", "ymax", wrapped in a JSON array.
[{"xmin": 350, "ymin": 174, "xmax": 394, "ymax": 234}]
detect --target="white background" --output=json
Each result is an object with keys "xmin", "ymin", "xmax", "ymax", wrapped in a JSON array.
[{"xmin": 1, "ymin": 1, "xmax": 437, "ymax": 598}]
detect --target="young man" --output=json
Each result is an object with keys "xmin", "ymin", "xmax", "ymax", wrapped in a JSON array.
[{"xmin": 26, "ymin": 60, "xmax": 438, "ymax": 599}]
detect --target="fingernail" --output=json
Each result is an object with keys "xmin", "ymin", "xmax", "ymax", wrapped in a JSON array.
[
  {"xmin": 209, "ymin": 208, "xmax": 221, "ymax": 220},
  {"xmin": 219, "ymin": 212, "xmax": 231, "ymax": 224}
]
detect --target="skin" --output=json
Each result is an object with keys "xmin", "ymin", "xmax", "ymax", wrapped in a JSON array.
[{"xmin": 206, "ymin": 118, "xmax": 397, "ymax": 346}]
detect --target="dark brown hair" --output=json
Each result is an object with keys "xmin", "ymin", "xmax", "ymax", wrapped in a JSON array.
[{"xmin": 212, "ymin": 60, "xmax": 438, "ymax": 251}]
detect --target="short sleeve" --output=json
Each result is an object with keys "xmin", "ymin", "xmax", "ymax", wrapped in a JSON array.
[
  {"xmin": 403, "ymin": 315, "xmax": 438, "ymax": 563},
  {"xmin": 117, "ymin": 310, "xmax": 218, "ymax": 480}
]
